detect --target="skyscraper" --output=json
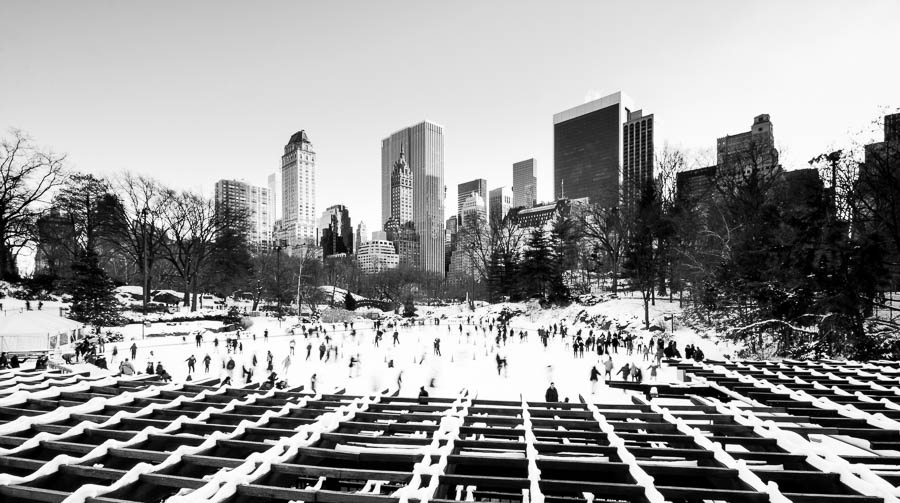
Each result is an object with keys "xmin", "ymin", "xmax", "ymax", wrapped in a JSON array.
[
  {"xmin": 267, "ymin": 171, "xmax": 281, "ymax": 221},
  {"xmin": 489, "ymin": 186, "xmax": 513, "ymax": 225},
  {"xmin": 513, "ymin": 158, "xmax": 537, "ymax": 209},
  {"xmin": 381, "ymin": 121, "xmax": 445, "ymax": 273},
  {"xmin": 457, "ymin": 179, "xmax": 487, "ymax": 219},
  {"xmin": 553, "ymin": 91, "xmax": 639, "ymax": 208},
  {"xmin": 281, "ymin": 130, "xmax": 316, "ymax": 248},
  {"xmin": 385, "ymin": 147, "xmax": 419, "ymax": 268},
  {"xmin": 622, "ymin": 110, "xmax": 655, "ymax": 209},
  {"xmin": 214, "ymin": 179, "xmax": 272, "ymax": 251},
  {"xmin": 319, "ymin": 204, "xmax": 353, "ymax": 257},
  {"xmin": 355, "ymin": 221, "xmax": 368, "ymax": 253}
]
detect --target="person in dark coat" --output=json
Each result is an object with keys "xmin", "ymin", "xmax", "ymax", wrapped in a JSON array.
[
  {"xmin": 418, "ymin": 386, "xmax": 429, "ymax": 405},
  {"xmin": 545, "ymin": 382, "xmax": 559, "ymax": 402}
]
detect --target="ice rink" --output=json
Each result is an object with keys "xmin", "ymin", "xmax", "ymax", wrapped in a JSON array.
[{"xmin": 100, "ymin": 311, "xmax": 724, "ymax": 403}]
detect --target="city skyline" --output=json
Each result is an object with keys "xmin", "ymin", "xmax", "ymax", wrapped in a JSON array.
[{"xmin": 1, "ymin": 1, "xmax": 899, "ymax": 234}]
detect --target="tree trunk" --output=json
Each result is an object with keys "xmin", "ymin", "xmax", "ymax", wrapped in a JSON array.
[
  {"xmin": 643, "ymin": 292, "xmax": 650, "ymax": 329},
  {"xmin": 191, "ymin": 276, "xmax": 199, "ymax": 312},
  {"xmin": 183, "ymin": 280, "xmax": 191, "ymax": 308}
]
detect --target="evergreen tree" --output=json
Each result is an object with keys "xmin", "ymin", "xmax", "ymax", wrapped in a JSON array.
[
  {"xmin": 344, "ymin": 291, "xmax": 358, "ymax": 311},
  {"xmin": 68, "ymin": 248, "xmax": 121, "ymax": 327},
  {"xmin": 519, "ymin": 228, "xmax": 555, "ymax": 301}
]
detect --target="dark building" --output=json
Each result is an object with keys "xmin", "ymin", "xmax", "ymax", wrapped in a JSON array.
[
  {"xmin": 676, "ymin": 165, "xmax": 718, "ymax": 205},
  {"xmin": 623, "ymin": 110, "xmax": 654, "ymax": 210},
  {"xmin": 857, "ymin": 112, "xmax": 900, "ymax": 283},
  {"xmin": 554, "ymin": 92, "xmax": 648, "ymax": 209},
  {"xmin": 319, "ymin": 205, "xmax": 353, "ymax": 258}
]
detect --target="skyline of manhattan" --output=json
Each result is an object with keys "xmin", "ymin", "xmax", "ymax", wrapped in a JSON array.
[{"xmin": 2, "ymin": 0, "xmax": 898, "ymax": 235}]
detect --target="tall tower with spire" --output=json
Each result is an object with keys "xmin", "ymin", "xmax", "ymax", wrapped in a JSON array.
[
  {"xmin": 389, "ymin": 145, "xmax": 413, "ymax": 226},
  {"xmin": 381, "ymin": 121, "xmax": 445, "ymax": 273},
  {"xmin": 385, "ymin": 145, "xmax": 419, "ymax": 267}
]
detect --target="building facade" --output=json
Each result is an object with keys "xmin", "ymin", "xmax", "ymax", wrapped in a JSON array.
[
  {"xmin": 622, "ymin": 110, "xmax": 654, "ymax": 209},
  {"xmin": 355, "ymin": 221, "xmax": 368, "ymax": 253},
  {"xmin": 281, "ymin": 130, "xmax": 317, "ymax": 249},
  {"xmin": 553, "ymin": 91, "xmax": 636, "ymax": 208},
  {"xmin": 214, "ymin": 179, "xmax": 273, "ymax": 251},
  {"xmin": 675, "ymin": 165, "xmax": 718, "ymax": 205},
  {"xmin": 512, "ymin": 158, "xmax": 537, "ymax": 209},
  {"xmin": 717, "ymin": 114, "xmax": 779, "ymax": 179},
  {"xmin": 356, "ymin": 240, "xmax": 400, "ymax": 274},
  {"xmin": 319, "ymin": 204, "xmax": 353, "ymax": 258},
  {"xmin": 489, "ymin": 186, "xmax": 513, "ymax": 226},
  {"xmin": 381, "ymin": 121, "xmax": 445, "ymax": 273},
  {"xmin": 457, "ymin": 179, "xmax": 487, "ymax": 220}
]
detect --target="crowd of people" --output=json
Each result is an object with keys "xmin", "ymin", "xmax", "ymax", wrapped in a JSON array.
[{"xmin": 34, "ymin": 305, "xmax": 711, "ymax": 404}]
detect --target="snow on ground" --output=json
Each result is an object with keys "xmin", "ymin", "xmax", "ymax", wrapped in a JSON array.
[{"xmin": 91, "ymin": 298, "xmax": 731, "ymax": 403}]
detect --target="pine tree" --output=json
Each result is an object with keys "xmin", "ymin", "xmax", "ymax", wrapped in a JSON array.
[
  {"xmin": 519, "ymin": 229, "xmax": 554, "ymax": 301},
  {"xmin": 344, "ymin": 291, "xmax": 358, "ymax": 311},
  {"xmin": 68, "ymin": 248, "xmax": 121, "ymax": 327}
]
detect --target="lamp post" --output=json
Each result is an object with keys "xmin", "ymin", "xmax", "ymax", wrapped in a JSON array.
[{"xmin": 141, "ymin": 207, "xmax": 149, "ymax": 340}]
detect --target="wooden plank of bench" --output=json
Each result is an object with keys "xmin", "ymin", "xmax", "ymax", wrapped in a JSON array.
[
  {"xmin": 181, "ymin": 454, "xmax": 244, "ymax": 468},
  {"xmin": 60, "ymin": 464, "xmax": 128, "ymax": 480},
  {"xmin": 272, "ymin": 462, "xmax": 411, "ymax": 482},
  {"xmin": 138, "ymin": 473, "xmax": 207, "ymax": 489},
  {"xmin": 107, "ymin": 447, "xmax": 170, "ymax": 462},
  {"xmin": 0, "ymin": 484, "xmax": 69, "ymax": 503}
]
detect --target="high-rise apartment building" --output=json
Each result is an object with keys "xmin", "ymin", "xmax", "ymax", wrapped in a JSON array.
[
  {"xmin": 512, "ymin": 158, "xmax": 537, "ymax": 209},
  {"xmin": 554, "ymin": 91, "xmax": 645, "ymax": 208},
  {"xmin": 489, "ymin": 186, "xmax": 513, "ymax": 225},
  {"xmin": 457, "ymin": 179, "xmax": 487, "ymax": 219},
  {"xmin": 214, "ymin": 179, "xmax": 272, "ymax": 251},
  {"xmin": 356, "ymin": 240, "xmax": 400, "ymax": 274},
  {"xmin": 381, "ymin": 121, "xmax": 445, "ymax": 273},
  {"xmin": 281, "ymin": 130, "xmax": 317, "ymax": 249},
  {"xmin": 319, "ymin": 204, "xmax": 353, "ymax": 258},
  {"xmin": 716, "ymin": 114, "xmax": 779, "ymax": 179},
  {"xmin": 267, "ymin": 172, "xmax": 282, "ymax": 222},
  {"xmin": 622, "ymin": 110, "xmax": 654, "ymax": 209}
]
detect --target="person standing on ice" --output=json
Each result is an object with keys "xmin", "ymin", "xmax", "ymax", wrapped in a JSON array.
[
  {"xmin": 433, "ymin": 337, "xmax": 441, "ymax": 356},
  {"xmin": 110, "ymin": 346, "xmax": 118, "ymax": 365},
  {"xmin": 392, "ymin": 330, "xmax": 400, "ymax": 346},
  {"xmin": 306, "ymin": 342, "xmax": 312, "ymax": 360},
  {"xmin": 263, "ymin": 329, "xmax": 268, "ymax": 342},
  {"xmin": 603, "ymin": 356, "xmax": 614, "ymax": 381},
  {"xmin": 418, "ymin": 386, "xmax": 429, "ymax": 404},
  {"xmin": 282, "ymin": 353, "xmax": 292, "ymax": 373},
  {"xmin": 616, "ymin": 362, "xmax": 631, "ymax": 381},
  {"xmin": 130, "ymin": 342, "xmax": 137, "ymax": 360},
  {"xmin": 545, "ymin": 383, "xmax": 559, "ymax": 402},
  {"xmin": 186, "ymin": 355, "xmax": 196, "ymax": 374},
  {"xmin": 289, "ymin": 339, "xmax": 296, "ymax": 355},
  {"xmin": 203, "ymin": 354, "xmax": 211, "ymax": 373},
  {"xmin": 590, "ymin": 365, "xmax": 601, "ymax": 394},
  {"xmin": 310, "ymin": 373, "xmax": 317, "ymax": 393}
]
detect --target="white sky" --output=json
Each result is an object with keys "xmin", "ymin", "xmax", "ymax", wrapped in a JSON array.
[{"xmin": 2, "ymin": 0, "xmax": 898, "ymax": 236}]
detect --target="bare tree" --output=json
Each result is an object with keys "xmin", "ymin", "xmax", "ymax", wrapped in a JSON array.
[
  {"xmin": 576, "ymin": 203, "xmax": 631, "ymax": 294},
  {"xmin": 105, "ymin": 172, "xmax": 172, "ymax": 314},
  {"xmin": 0, "ymin": 130, "xmax": 67, "ymax": 279}
]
